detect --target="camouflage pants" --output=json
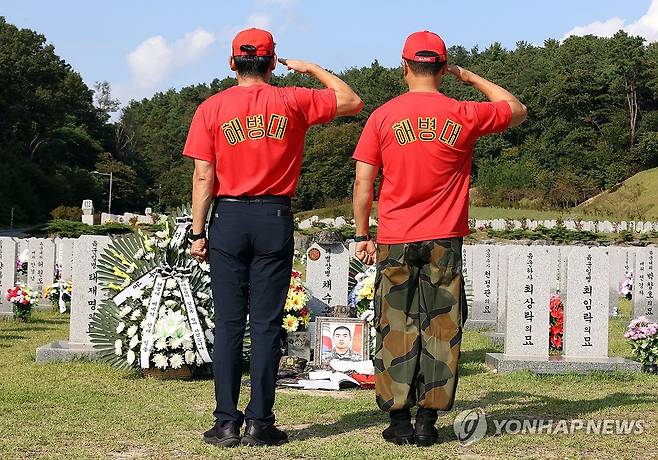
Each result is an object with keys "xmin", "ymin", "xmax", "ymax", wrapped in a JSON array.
[{"xmin": 374, "ymin": 238, "xmax": 466, "ymax": 412}]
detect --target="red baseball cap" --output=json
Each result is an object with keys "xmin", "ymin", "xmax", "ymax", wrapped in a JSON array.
[
  {"xmin": 232, "ymin": 28, "xmax": 275, "ymax": 57},
  {"xmin": 402, "ymin": 30, "xmax": 447, "ymax": 63}
]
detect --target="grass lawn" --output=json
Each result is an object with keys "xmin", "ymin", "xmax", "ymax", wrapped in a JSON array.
[{"xmin": 1, "ymin": 302, "xmax": 656, "ymax": 460}]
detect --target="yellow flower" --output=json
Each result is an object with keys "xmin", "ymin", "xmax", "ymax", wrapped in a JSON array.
[{"xmin": 282, "ymin": 314, "xmax": 299, "ymax": 333}]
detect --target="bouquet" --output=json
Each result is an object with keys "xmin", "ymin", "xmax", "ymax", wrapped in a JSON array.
[
  {"xmin": 6, "ymin": 284, "xmax": 37, "ymax": 322},
  {"xmin": 89, "ymin": 207, "xmax": 215, "ymax": 373},
  {"xmin": 625, "ymin": 316, "xmax": 658, "ymax": 373},
  {"xmin": 16, "ymin": 250, "xmax": 28, "ymax": 275},
  {"xmin": 349, "ymin": 265, "xmax": 377, "ymax": 354},
  {"xmin": 282, "ymin": 270, "xmax": 312, "ymax": 333},
  {"xmin": 44, "ymin": 280, "xmax": 72, "ymax": 313},
  {"xmin": 549, "ymin": 294, "xmax": 564, "ymax": 351},
  {"xmin": 619, "ymin": 271, "xmax": 633, "ymax": 300}
]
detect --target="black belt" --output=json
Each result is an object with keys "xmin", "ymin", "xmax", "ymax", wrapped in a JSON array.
[{"xmin": 216, "ymin": 195, "xmax": 291, "ymax": 206}]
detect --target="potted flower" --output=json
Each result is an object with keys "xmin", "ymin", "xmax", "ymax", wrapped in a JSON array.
[
  {"xmin": 349, "ymin": 265, "xmax": 376, "ymax": 355},
  {"xmin": 283, "ymin": 270, "xmax": 312, "ymax": 360},
  {"xmin": 6, "ymin": 284, "xmax": 37, "ymax": 322},
  {"xmin": 549, "ymin": 294, "xmax": 564, "ymax": 352},
  {"xmin": 625, "ymin": 316, "xmax": 658, "ymax": 374},
  {"xmin": 619, "ymin": 271, "xmax": 633, "ymax": 300},
  {"xmin": 44, "ymin": 280, "xmax": 72, "ymax": 313},
  {"xmin": 16, "ymin": 250, "xmax": 28, "ymax": 276}
]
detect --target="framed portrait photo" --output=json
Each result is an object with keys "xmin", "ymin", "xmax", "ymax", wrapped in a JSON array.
[{"xmin": 314, "ymin": 317, "xmax": 370, "ymax": 366}]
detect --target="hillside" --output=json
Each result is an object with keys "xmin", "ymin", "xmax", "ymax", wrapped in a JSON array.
[{"xmin": 578, "ymin": 167, "xmax": 658, "ymax": 220}]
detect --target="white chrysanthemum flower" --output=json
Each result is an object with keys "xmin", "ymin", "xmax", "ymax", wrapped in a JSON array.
[
  {"xmin": 116, "ymin": 322, "xmax": 126, "ymax": 334},
  {"xmin": 198, "ymin": 261, "xmax": 210, "ymax": 272},
  {"xmin": 202, "ymin": 275, "xmax": 211, "ymax": 284},
  {"xmin": 360, "ymin": 310, "xmax": 375, "ymax": 322},
  {"xmin": 129, "ymin": 335, "xmax": 139, "ymax": 349},
  {"xmin": 140, "ymin": 319, "xmax": 148, "ymax": 330},
  {"xmin": 171, "ymin": 290, "xmax": 182, "ymax": 298},
  {"xmin": 205, "ymin": 329, "xmax": 214, "ymax": 344},
  {"xmin": 119, "ymin": 306, "xmax": 132, "ymax": 317},
  {"xmin": 165, "ymin": 278, "xmax": 177, "ymax": 290},
  {"xmin": 129, "ymin": 289, "xmax": 144, "ymax": 300},
  {"xmin": 196, "ymin": 292, "xmax": 209, "ymax": 301},
  {"xmin": 114, "ymin": 339, "xmax": 122, "ymax": 355},
  {"xmin": 185, "ymin": 350, "xmax": 196, "ymax": 364},
  {"xmin": 145, "ymin": 252, "xmax": 155, "ymax": 261},
  {"xmin": 127, "ymin": 325, "xmax": 138, "ymax": 337},
  {"xmin": 197, "ymin": 307, "xmax": 208, "ymax": 317},
  {"xmin": 153, "ymin": 353, "xmax": 168, "ymax": 369},
  {"xmin": 164, "ymin": 299, "xmax": 177, "ymax": 308},
  {"xmin": 142, "ymin": 298, "xmax": 150, "ymax": 307},
  {"xmin": 126, "ymin": 350, "xmax": 136, "ymax": 364},
  {"xmin": 133, "ymin": 249, "xmax": 145, "ymax": 260},
  {"xmin": 156, "ymin": 239, "xmax": 168, "ymax": 248},
  {"xmin": 169, "ymin": 354, "xmax": 183, "ymax": 369},
  {"xmin": 155, "ymin": 337, "xmax": 168, "ymax": 350},
  {"xmin": 154, "ymin": 231, "xmax": 167, "ymax": 239},
  {"xmin": 205, "ymin": 317, "xmax": 213, "ymax": 329},
  {"xmin": 130, "ymin": 310, "xmax": 141, "ymax": 321},
  {"xmin": 182, "ymin": 339, "xmax": 193, "ymax": 350},
  {"xmin": 163, "ymin": 290, "xmax": 172, "ymax": 298}
]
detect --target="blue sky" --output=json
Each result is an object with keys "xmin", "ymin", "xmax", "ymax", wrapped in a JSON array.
[{"xmin": 3, "ymin": 0, "xmax": 657, "ymax": 107}]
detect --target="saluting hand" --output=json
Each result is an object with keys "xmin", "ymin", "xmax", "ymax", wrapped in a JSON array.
[
  {"xmin": 278, "ymin": 58, "xmax": 316, "ymax": 74},
  {"xmin": 355, "ymin": 241, "xmax": 377, "ymax": 266},
  {"xmin": 447, "ymin": 64, "xmax": 472, "ymax": 84}
]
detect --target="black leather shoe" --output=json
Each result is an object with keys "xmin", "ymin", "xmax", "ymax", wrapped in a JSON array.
[
  {"xmin": 241, "ymin": 421, "xmax": 289, "ymax": 446},
  {"xmin": 414, "ymin": 408, "xmax": 439, "ymax": 446},
  {"xmin": 203, "ymin": 420, "xmax": 241, "ymax": 447},
  {"xmin": 382, "ymin": 409, "xmax": 414, "ymax": 445}
]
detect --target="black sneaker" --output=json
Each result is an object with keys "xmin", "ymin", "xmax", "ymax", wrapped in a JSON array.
[
  {"xmin": 414, "ymin": 408, "xmax": 439, "ymax": 446},
  {"xmin": 382, "ymin": 408, "xmax": 414, "ymax": 445},
  {"xmin": 241, "ymin": 421, "xmax": 289, "ymax": 446},
  {"xmin": 203, "ymin": 420, "xmax": 241, "ymax": 447}
]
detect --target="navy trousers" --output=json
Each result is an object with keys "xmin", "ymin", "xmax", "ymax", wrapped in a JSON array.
[{"xmin": 208, "ymin": 200, "xmax": 294, "ymax": 426}]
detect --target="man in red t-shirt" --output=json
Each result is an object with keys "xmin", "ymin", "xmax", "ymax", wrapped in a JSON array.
[
  {"xmin": 183, "ymin": 28, "xmax": 363, "ymax": 447},
  {"xmin": 352, "ymin": 30, "xmax": 526, "ymax": 446}
]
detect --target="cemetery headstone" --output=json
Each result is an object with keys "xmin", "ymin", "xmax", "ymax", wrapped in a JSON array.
[
  {"xmin": 55, "ymin": 238, "xmax": 76, "ymax": 282},
  {"xmin": 81, "ymin": 199, "xmax": 94, "ymax": 225},
  {"xmin": 27, "ymin": 238, "xmax": 55, "ymax": 306},
  {"xmin": 0, "ymin": 237, "xmax": 17, "ymax": 319},
  {"xmin": 36, "ymin": 235, "xmax": 111, "ymax": 362},
  {"xmin": 608, "ymin": 247, "xmax": 635, "ymax": 316},
  {"xmin": 467, "ymin": 245, "xmax": 498, "ymax": 329},
  {"xmin": 305, "ymin": 241, "xmax": 350, "ymax": 317},
  {"xmin": 634, "ymin": 247, "xmax": 657, "ymax": 321}
]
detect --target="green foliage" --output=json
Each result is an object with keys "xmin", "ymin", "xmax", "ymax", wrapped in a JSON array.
[
  {"xmin": 50, "ymin": 206, "xmax": 82, "ymax": 221},
  {"xmin": 27, "ymin": 219, "xmax": 164, "ymax": 238}
]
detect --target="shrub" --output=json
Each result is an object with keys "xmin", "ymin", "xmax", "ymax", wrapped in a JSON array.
[{"xmin": 50, "ymin": 206, "xmax": 82, "ymax": 221}]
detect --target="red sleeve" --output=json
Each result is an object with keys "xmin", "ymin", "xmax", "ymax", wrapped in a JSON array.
[
  {"xmin": 472, "ymin": 100, "xmax": 512, "ymax": 137},
  {"xmin": 352, "ymin": 113, "xmax": 381, "ymax": 166},
  {"xmin": 290, "ymin": 87, "xmax": 337, "ymax": 127},
  {"xmin": 182, "ymin": 104, "xmax": 215, "ymax": 163}
]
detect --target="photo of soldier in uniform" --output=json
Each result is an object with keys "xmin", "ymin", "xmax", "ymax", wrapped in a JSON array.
[{"xmin": 315, "ymin": 318, "xmax": 369, "ymax": 365}]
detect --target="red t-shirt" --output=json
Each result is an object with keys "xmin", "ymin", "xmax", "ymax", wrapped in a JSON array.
[
  {"xmin": 183, "ymin": 84, "xmax": 336, "ymax": 197},
  {"xmin": 353, "ymin": 92, "xmax": 511, "ymax": 244}
]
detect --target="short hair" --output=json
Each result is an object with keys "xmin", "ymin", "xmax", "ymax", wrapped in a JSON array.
[
  {"xmin": 333, "ymin": 326, "xmax": 352, "ymax": 337},
  {"xmin": 404, "ymin": 51, "xmax": 446, "ymax": 76},
  {"xmin": 234, "ymin": 55, "xmax": 273, "ymax": 77}
]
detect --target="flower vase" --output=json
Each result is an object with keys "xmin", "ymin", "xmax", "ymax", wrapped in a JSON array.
[
  {"xmin": 286, "ymin": 331, "xmax": 311, "ymax": 361},
  {"xmin": 143, "ymin": 366, "xmax": 193, "ymax": 380},
  {"xmin": 643, "ymin": 363, "xmax": 658, "ymax": 374},
  {"xmin": 12, "ymin": 305, "xmax": 31, "ymax": 322}
]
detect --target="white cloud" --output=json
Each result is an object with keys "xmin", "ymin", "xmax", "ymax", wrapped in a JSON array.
[
  {"xmin": 126, "ymin": 28, "xmax": 215, "ymax": 90},
  {"xmin": 563, "ymin": 0, "xmax": 658, "ymax": 41},
  {"xmin": 245, "ymin": 14, "xmax": 272, "ymax": 30}
]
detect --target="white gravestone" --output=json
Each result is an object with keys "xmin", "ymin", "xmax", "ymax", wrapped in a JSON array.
[
  {"xmin": 81, "ymin": 199, "xmax": 94, "ymax": 225},
  {"xmin": 305, "ymin": 243, "xmax": 350, "ymax": 316},
  {"xmin": 503, "ymin": 247, "xmax": 550, "ymax": 358},
  {"xmin": 27, "ymin": 238, "xmax": 55, "ymax": 305},
  {"xmin": 469, "ymin": 245, "xmax": 498, "ymax": 329},
  {"xmin": 564, "ymin": 248, "xmax": 610, "ymax": 359},
  {"xmin": 634, "ymin": 248, "xmax": 657, "ymax": 321},
  {"xmin": 608, "ymin": 247, "xmax": 635, "ymax": 316},
  {"xmin": 36, "ymin": 235, "xmax": 111, "ymax": 362},
  {"xmin": 495, "ymin": 246, "xmax": 517, "ymax": 334},
  {"xmin": 0, "ymin": 238, "xmax": 17, "ymax": 318},
  {"xmin": 55, "ymin": 238, "xmax": 76, "ymax": 282},
  {"xmin": 461, "ymin": 245, "xmax": 473, "ymax": 285}
]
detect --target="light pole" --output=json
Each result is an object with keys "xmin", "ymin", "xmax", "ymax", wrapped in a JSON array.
[{"xmin": 92, "ymin": 171, "xmax": 113, "ymax": 215}]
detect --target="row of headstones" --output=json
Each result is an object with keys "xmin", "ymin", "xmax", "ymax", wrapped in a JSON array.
[
  {"xmin": 470, "ymin": 218, "xmax": 658, "ymax": 234},
  {"xmin": 462, "ymin": 244, "xmax": 655, "ymax": 331},
  {"xmin": 297, "ymin": 215, "xmax": 378, "ymax": 230},
  {"xmin": 0, "ymin": 236, "xmax": 108, "ymax": 342},
  {"xmin": 81, "ymin": 199, "xmax": 158, "ymax": 226}
]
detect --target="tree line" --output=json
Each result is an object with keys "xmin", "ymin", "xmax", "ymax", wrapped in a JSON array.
[{"xmin": 2, "ymin": 16, "xmax": 657, "ymax": 225}]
